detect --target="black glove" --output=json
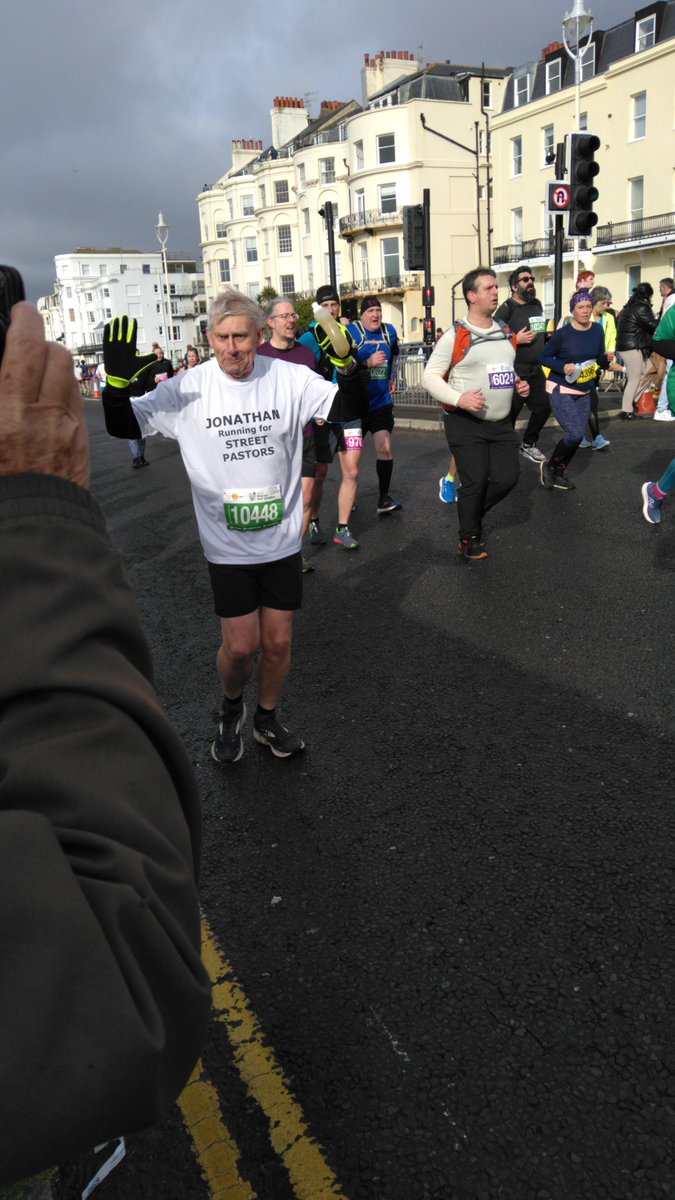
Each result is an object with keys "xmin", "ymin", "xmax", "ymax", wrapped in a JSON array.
[{"xmin": 104, "ymin": 316, "xmax": 157, "ymax": 389}]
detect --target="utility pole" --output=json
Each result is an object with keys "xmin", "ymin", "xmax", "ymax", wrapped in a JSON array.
[
  {"xmin": 319, "ymin": 202, "xmax": 337, "ymax": 295},
  {"xmin": 553, "ymin": 141, "xmax": 566, "ymax": 329}
]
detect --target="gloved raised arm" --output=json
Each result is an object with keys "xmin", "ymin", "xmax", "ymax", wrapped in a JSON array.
[
  {"xmin": 312, "ymin": 317, "xmax": 369, "ymax": 422},
  {"xmin": 102, "ymin": 317, "xmax": 157, "ymax": 439}
]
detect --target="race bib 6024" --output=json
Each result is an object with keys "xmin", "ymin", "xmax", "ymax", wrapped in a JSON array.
[{"xmin": 487, "ymin": 363, "xmax": 515, "ymax": 389}]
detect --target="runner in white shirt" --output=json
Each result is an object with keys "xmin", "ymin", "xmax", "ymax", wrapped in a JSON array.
[{"xmin": 103, "ymin": 289, "xmax": 366, "ymax": 762}]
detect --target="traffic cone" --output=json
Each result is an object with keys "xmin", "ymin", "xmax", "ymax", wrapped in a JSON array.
[{"xmin": 92, "ymin": 380, "xmax": 100, "ymax": 399}]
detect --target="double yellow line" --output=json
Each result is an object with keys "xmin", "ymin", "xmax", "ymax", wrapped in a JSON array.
[{"xmin": 178, "ymin": 917, "xmax": 349, "ymax": 1200}]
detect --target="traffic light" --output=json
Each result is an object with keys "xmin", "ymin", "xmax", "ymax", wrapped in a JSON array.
[
  {"xmin": 422, "ymin": 284, "xmax": 435, "ymax": 306},
  {"xmin": 568, "ymin": 132, "xmax": 600, "ymax": 237},
  {"xmin": 423, "ymin": 317, "xmax": 436, "ymax": 343},
  {"xmin": 403, "ymin": 205, "xmax": 425, "ymax": 270}
]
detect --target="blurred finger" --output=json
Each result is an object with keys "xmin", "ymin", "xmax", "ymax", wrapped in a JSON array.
[{"xmin": 0, "ymin": 302, "xmax": 49, "ymax": 408}]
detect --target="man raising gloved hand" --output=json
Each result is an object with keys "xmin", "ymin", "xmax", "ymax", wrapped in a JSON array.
[{"xmin": 101, "ymin": 290, "xmax": 368, "ymax": 764}]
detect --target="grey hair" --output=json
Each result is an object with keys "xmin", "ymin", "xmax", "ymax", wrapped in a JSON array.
[
  {"xmin": 590, "ymin": 286, "xmax": 612, "ymax": 304},
  {"xmin": 207, "ymin": 289, "xmax": 264, "ymax": 331},
  {"xmin": 264, "ymin": 295, "xmax": 296, "ymax": 322}
]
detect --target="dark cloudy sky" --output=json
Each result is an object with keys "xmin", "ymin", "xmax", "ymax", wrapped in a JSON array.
[{"xmin": 3, "ymin": 0, "xmax": 623, "ymax": 301}]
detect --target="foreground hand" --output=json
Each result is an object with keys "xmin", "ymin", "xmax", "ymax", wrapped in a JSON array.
[
  {"xmin": 515, "ymin": 378, "xmax": 530, "ymax": 398},
  {"xmin": 104, "ymin": 316, "xmax": 157, "ymax": 388},
  {"xmin": 516, "ymin": 329, "xmax": 536, "ymax": 345},
  {"xmin": 457, "ymin": 389, "xmax": 485, "ymax": 413},
  {"xmin": 0, "ymin": 302, "xmax": 89, "ymax": 487}
]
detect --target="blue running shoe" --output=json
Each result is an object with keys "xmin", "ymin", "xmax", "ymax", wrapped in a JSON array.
[
  {"xmin": 642, "ymin": 481, "xmax": 662, "ymax": 525},
  {"xmin": 439, "ymin": 474, "xmax": 457, "ymax": 503},
  {"xmin": 579, "ymin": 437, "xmax": 593, "ymax": 449},
  {"xmin": 592, "ymin": 434, "xmax": 610, "ymax": 450}
]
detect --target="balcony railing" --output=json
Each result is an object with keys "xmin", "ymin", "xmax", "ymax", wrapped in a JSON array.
[
  {"xmin": 340, "ymin": 273, "xmax": 420, "ymax": 297},
  {"xmin": 595, "ymin": 212, "xmax": 675, "ymax": 247},
  {"xmin": 493, "ymin": 236, "xmax": 589, "ymax": 264},
  {"xmin": 339, "ymin": 208, "xmax": 402, "ymax": 235}
]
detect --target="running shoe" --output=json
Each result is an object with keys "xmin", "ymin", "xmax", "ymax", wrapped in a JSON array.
[
  {"xmin": 309, "ymin": 519, "xmax": 329, "ymax": 545},
  {"xmin": 438, "ymin": 475, "xmax": 457, "ymax": 503},
  {"xmin": 212, "ymin": 702, "xmax": 247, "ymax": 764},
  {"xmin": 301, "ymin": 554, "xmax": 316, "ymax": 574},
  {"xmin": 553, "ymin": 471, "xmax": 575, "ymax": 491},
  {"xmin": 458, "ymin": 535, "xmax": 488, "ymax": 561},
  {"xmin": 377, "ymin": 494, "xmax": 403, "ymax": 514},
  {"xmin": 592, "ymin": 434, "xmax": 610, "ymax": 450},
  {"xmin": 520, "ymin": 443, "xmax": 547, "ymax": 463},
  {"xmin": 579, "ymin": 437, "xmax": 593, "ymax": 449},
  {"xmin": 654, "ymin": 410, "xmax": 675, "ymax": 422},
  {"xmin": 540, "ymin": 461, "xmax": 556, "ymax": 490},
  {"xmin": 333, "ymin": 525, "xmax": 359, "ymax": 550},
  {"xmin": 253, "ymin": 712, "xmax": 305, "ymax": 758},
  {"xmin": 641, "ymin": 481, "xmax": 663, "ymax": 524}
]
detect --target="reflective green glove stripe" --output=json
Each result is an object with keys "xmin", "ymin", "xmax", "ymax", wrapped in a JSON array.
[{"xmin": 327, "ymin": 354, "xmax": 355, "ymax": 371}]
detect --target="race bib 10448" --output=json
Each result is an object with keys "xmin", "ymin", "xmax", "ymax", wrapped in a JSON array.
[
  {"xmin": 223, "ymin": 485, "xmax": 284, "ymax": 532},
  {"xmin": 487, "ymin": 362, "xmax": 516, "ymax": 389}
]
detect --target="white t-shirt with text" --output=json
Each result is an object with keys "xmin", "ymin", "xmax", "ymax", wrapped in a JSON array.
[{"xmin": 131, "ymin": 356, "xmax": 337, "ymax": 564}]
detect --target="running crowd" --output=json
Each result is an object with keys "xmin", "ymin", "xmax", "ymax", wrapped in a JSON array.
[{"xmin": 97, "ymin": 270, "xmax": 675, "ymax": 760}]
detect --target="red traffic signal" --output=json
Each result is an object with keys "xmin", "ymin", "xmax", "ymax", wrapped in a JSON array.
[{"xmin": 423, "ymin": 317, "xmax": 436, "ymax": 343}]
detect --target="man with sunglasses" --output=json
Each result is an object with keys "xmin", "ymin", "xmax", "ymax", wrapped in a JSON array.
[{"xmin": 495, "ymin": 266, "xmax": 550, "ymax": 464}]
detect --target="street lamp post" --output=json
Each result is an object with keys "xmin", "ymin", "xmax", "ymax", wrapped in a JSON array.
[
  {"xmin": 155, "ymin": 211, "xmax": 173, "ymax": 364},
  {"xmin": 562, "ymin": 0, "xmax": 594, "ymax": 285}
]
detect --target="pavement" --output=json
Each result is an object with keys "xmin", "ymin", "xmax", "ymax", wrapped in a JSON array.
[{"xmin": 56, "ymin": 403, "xmax": 675, "ymax": 1200}]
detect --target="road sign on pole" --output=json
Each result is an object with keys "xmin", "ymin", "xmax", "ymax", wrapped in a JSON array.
[{"xmin": 547, "ymin": 181, "xmax": 571, "ymax": 214}]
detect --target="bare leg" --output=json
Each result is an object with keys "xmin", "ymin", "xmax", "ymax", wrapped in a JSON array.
[
  {"xmin": 310, "ymin": 462, "xmax": 329, "ymax": 521},
  {"xmin": 216, "ymin": 611, "xmax": 259, "ymax": 701},
  {"xmin": 257, "ymin": 608, "xmax": 294, "ymax": 709},
  {"xmin": 337, "ymin": 449, "xmax": 361, "ymax": 524},
  {"xmin": 301, "ymin": 476, "xmax": 313, "ymax": 538}
]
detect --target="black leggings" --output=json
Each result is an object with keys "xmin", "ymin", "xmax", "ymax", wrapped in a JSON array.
[{"xmin": 586, "ymin": 385, "xmax": 600, "ymax": 440}]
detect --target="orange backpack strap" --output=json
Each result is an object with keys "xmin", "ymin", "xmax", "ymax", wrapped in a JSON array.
[
  {"xmin": 442, "ymin": 322, "xmax": 471, "ymax": 384},
  {"xmin": 440, "ymin": 319, "xmax": 515, "ymax": 410}
]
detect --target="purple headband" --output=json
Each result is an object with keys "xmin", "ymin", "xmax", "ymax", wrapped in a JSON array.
[{"xmin": 570, "ymin": 290, "xmax": 593, "ymax": 312}]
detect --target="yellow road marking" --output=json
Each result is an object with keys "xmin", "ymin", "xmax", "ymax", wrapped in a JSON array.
[
  {"xmin": 201, "ymin": 916, "xmax": 349, "ymax": 1200},
  {"xmin": 178, "ymin": 1059, "xmax": 256, "ymax": 1199}
]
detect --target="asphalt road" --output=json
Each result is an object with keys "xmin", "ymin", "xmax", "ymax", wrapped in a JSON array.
[{"xmin": 59, "ymin": 404, "xmax": 675, "ymax": 1200}]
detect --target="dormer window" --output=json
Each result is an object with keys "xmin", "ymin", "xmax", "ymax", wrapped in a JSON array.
[
  {"xmin": 580, "ymin": 42, "xmax": 595, "ymax": 80},
  {"xmin": 636, "ymin": 13, "xmax": 656, "ymax": 51},
  {"xmin": 514, "ymin": 70, "xmax": 530, "ymax": 107},
  {"xmin": 545, "ymin": 58, "xmax": 562, "ymax": 94}
]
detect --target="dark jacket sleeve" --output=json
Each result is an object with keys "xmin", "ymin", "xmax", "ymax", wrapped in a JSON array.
[
  {"xmin": 0, "ymin": 474, "xmax": 211, "ymax": 1188},
  {"xmin": 325, "ymin": 361, "xmax": 370, "ymax": 424}
]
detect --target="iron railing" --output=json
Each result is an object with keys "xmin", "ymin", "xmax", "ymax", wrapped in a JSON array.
[
  {"xmin": 339, "ymin": 273, "xmax": 420, "ymax": 296},
  {"xmin": 595, "ymin": 212, "xmax": 675, "ymax": 246},
  {"xmin": 493, "ymin": 236, "xmax": 589, "ymax": 264},
  {"xmin": 339, "ymin": 208, "xmax": 402, "ymax": 235}
]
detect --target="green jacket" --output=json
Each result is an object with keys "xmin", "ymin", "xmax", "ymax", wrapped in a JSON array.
[{"xmin": 653, "ymin": 301, "xmax": 675, "ymax": 360}]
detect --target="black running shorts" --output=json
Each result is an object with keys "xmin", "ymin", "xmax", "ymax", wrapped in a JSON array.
[
  {"xmin": 207, "ymin": 553, "xmax": 302, "ymax": 618},
  {"xmin": 362, "ymin": 405, "xmax": 394, "ymax": 436}
]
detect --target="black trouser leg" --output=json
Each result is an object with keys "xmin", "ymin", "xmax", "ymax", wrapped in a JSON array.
[
  {"xmin": 587, "ymin": 385, "xmax": 600, "ymax": 439},
  {"xmin": 520, "ymin": 369, "xmax": 551, "ymax": 446},
  {"xmin": 444, "ymin": 412, "xmax": 519, "ymax": 539}
]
